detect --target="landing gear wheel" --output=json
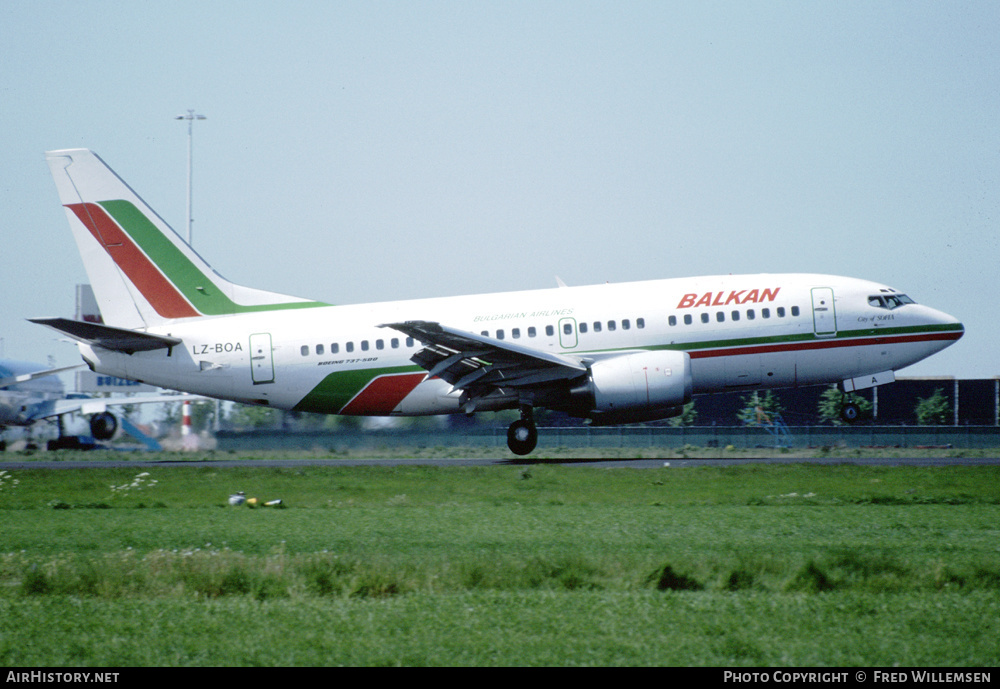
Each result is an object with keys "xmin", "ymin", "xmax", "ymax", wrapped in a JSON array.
[
  {"xmin": 840, "ymin": 402, "xmax": 860, "ymax": 423},
  {"xmin": 507, "ymin": 419, "xmax": 538, "ymax": 456}
]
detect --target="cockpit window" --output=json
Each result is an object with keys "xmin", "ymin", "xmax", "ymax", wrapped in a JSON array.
[{"xmin": 868, "ymin": 294, "xmax": 916, "ymax": 310}]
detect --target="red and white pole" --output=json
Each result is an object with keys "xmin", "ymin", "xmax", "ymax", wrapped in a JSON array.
[{"xmin": 181, "ymin": 399, "xmax": 199, "ymax": 450}]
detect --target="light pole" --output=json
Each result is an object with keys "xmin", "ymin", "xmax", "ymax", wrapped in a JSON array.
[
  {"xmin": 174, "ymin": 109, "xmax": 206, "ymax": 446},
  {"xmin": 174, "ymin": 109, "xmax": 206, "ymax": 244}
]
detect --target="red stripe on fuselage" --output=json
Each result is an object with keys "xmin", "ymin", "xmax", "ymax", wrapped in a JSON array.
[
  {"xmin": 66, "ymin": 203, "xmax": 200, "ymax": 319},
  {"xmin": 340, "ymin": 373, "xmax": 428, "ymax": 415},
  {"xmin": 687, "ymin": 330, "xmax": 962, "ymax": 359}
]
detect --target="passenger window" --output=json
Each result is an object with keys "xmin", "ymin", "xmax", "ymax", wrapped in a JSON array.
[
  {"xmin": 346, "ymin": 342, "xmax": 354, "ymax": 353},
  {"xmin": 563, "ymin": 323, "xmax": 572, "ymax": 335},
  {"xmin": 331, "ymin": 343, "xmax": 339, "ymax": 354},
  {"xmin": 300, "ymin": 345, "xmax": 309, "ymax": 356},
  {"xmin": 622, "ymin": 319, "xmax": 630, "ymax": 330},
  {"xmin": 608, "ymin": 321, "xmax": 617, "ymax": 331},
  {"xmin": 701, "ymin": 313, "xmax": 709, "ymax": 324},
  {"xmin": 684, "ymin": 314, "xmax": 693, "ymax": 325},
  {"xmin": 497, "ymin": 330, "xmax": 505, "ymax": 340},
  {"xmin": 593, "ymin": 322, "xmax": 602, "ymax": 333},
  {"xmin": 731, "ymin": 311, "xmax": 740, "ymax": 321},
  {"xmin": 546, "ymin": 325, "xmax": 555, "ymax": 336},
  {"xmin": 777, "ymin": 307, "xmax": 786, "ymax": 318},
  {"xmin": 791, "ymin": 306, "xmax": 800, "ymax": 317},
  {"xmin": 361, "ymin": 341, "xmax": 369, "ymax": 351},
  {"xmin": 376, "ymin": 339, "xmax": 384, "ymax": 350},
  {"xmin": 406, "ymin": 337, "xmax": 414, "ymax": 348},
  {"xmin": 512, "ymin": 328, "xmax": 521, "ymax": 338},
  {"xmin": 579, "ymin": 323, "xmax": 588, "ymax": 333},
  {"xmin": 716, "ymin": 312, "xmax": 725, "ymax": 322},
  {"xmin": 391, "ymin": 338, "xmax": 399, "ymax": 349},
  {"xmin": 747, "ymin": 309, "xmax": 755, "ymax": 320},
  {"xmin": 668, "ymin": 315, "xmax": 677, "ymax": 326},
  {"xmin": 761, "ymin": 308, "xmax": 770, "ymax": 319},
  {"xmin": 637, "ymin": 318, "xmax": 645, "ymax": 329},
  {"xmin": 528, "ymin": 327, "xmax": 537, "ymax": 338},
  {"xmin": 481, "ymin": 331, "xmax": 489, "ymax": 337},
  {"xmin": 316, "ymin": 344, "xmax": 325, "ymax": 355}
]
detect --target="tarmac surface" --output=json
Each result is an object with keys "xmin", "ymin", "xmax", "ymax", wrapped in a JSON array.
[{"xmin": 1, "ymin": 455, "xmax": 999, "ymax": 470}]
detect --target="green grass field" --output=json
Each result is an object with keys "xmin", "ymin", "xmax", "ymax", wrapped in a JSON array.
[{"xmin": 0, "ymin": 453, "xmax": 998, "ymax": 666}]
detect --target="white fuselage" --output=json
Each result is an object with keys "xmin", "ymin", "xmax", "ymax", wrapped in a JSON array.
[{"xmin": 75, "ymin": 273, "xmax": 963, "ymax": 419}]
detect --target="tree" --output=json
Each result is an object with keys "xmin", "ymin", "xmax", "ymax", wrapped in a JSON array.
[
  {"xmin": 817, "ymin": 386, "xmax": 872, "ymax": 425},
  {"xmin": 667, "ymin": 401, "xmax": 698, "ymax": 427},
  {"xmin": 158, "ymin": 400, "xmax": 218, "ymax": 433},
  {"xmin": 737, "ymin": 390, "xmax": 784, "ymax": 425},
  {"xmin": 229, "ymin": 404, "xmax": 281, "ymax": 429},
  {"xmin": 915, "ymin": 388, "xmax": 951, "ymax": 425}
]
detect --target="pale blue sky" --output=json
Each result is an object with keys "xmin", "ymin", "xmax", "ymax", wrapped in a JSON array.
[{"xmin": 2, "ymin": 1, "xmax": 997, "ymax": 379}]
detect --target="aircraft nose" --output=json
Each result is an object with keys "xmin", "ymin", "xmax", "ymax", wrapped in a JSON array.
[{"xmin": 930, "ymin": 307, "xmax": 964, "ymax": 342}]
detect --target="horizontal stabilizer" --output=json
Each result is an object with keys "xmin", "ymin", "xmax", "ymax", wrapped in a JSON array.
[{"xmin": 29, "ymin": 317, "xmax": 181, "ymax": 354}]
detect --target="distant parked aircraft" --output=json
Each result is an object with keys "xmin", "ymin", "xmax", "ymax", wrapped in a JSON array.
[{"xmin": 0, "ymin": 357, "xmax": 184, "ymax": 449}]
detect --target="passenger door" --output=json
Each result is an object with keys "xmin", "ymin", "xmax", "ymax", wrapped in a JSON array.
[
  {"xmin": 249, "ymin": 333, "xmax": 275, "ymax": 384},
  {"xmin": 811, "ymin": 287, "xmax": 837, "ymax": 337}
]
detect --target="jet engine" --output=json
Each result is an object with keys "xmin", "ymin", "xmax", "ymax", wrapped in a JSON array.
[
  {"xmin": 569, "ymin": 350, "xmax": 692, "ymax": 425},
  {"xmin": 89, "ymin": 411, "xmax": 119, "ymax": 440}
]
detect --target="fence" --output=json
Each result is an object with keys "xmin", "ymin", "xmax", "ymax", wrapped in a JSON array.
[{"xmin": 216, "ymin": 425, "xmax": 1000, "ymax": 452}]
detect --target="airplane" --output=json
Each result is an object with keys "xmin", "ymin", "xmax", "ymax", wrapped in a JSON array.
[
  {"xmin": 32, "ymin": 148, "xmax": 964, "ymax": 455},
  {"xmin": 0, "ymin": 356, "xmax": 185, "ymax": 450}
]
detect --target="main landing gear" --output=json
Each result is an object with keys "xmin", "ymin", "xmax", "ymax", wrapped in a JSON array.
[
  {"xmin": 840, "ymin": 401, "xmax": 860, "ymax": 423},
  {"xmin": 507, "ymin": 407, "xmax": 538, "ymax": 456},
  {"xmin": 838, "ymin": 388, "xmax": 861, "ymax": 423}
]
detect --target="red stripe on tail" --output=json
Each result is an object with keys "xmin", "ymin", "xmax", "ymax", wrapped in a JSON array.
[{"xmin": 67, "ymin": 203, "xmax": 200, "ymax": 319}]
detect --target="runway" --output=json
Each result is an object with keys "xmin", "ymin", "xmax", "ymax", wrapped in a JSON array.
[{"xmin": 1, "ymin": 455, "xmax": 998, "ymax": 470}]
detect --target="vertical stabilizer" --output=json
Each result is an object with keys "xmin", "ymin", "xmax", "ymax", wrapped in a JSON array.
[{"xmin": 45, "ymin": 149, "xmax": 325, "ymax": 328}]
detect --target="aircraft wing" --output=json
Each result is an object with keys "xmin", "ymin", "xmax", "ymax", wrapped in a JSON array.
[
  {"xmin": 0, "ymin": 364, "xmax": 84, "ymax": 390},
  {"xmin": 380, "ymin": 320, "xmax": 587, "ymax": 411},
  {"xmin": 24, "ymin": 393, "xmax": 205, "ymax": 423}
]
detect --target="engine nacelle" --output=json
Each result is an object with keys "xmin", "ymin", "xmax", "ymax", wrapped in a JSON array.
[
  {"xmin": 89, "ymin": 411, "xmax": 118, "ymax": 440},
  {"xmin": 570, "ymin": 350, "xmax": 692, "ymax": 425}
]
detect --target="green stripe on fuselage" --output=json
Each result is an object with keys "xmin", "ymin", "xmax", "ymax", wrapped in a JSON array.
[
  {"xmin": 293, "ymin": 324, "xmax": 961, "ymax": 413},
  {"xmin": 99, "ymin": 200, "xmax": 328, "ymax": 315},
  {"xmin": 293, "ymin": 365, "xmax": 424, "ymax": 414},
  {"xmin": 672, "ymin": 321, "xmax": 963, "ymax": 353}
]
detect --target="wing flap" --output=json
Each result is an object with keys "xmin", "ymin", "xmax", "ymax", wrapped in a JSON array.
[{"xmin": 380, "ymin": 320, "xmax": 587, "ymax": 402}]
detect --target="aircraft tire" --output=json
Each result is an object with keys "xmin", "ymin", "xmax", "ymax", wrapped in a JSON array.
[
  {"xmin": 840, "ymin": 403, "xmax": 860, "ymax": 423},
  {"xmin": 507, "ymin": 419, "xmax": 538, "ymax": 456}
]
